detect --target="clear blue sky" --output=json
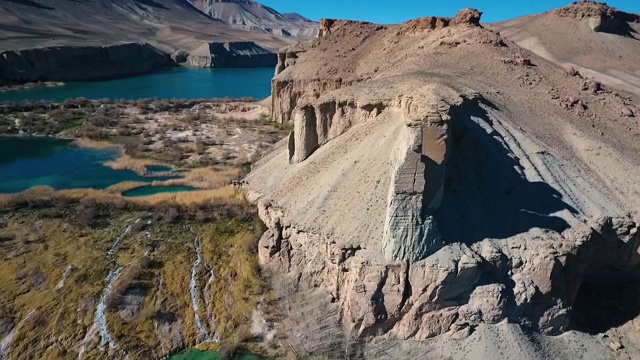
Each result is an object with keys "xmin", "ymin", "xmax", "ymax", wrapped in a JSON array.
[{"xmin": 260, "ymin": 0, "xmax": 640, "ymax": 24}]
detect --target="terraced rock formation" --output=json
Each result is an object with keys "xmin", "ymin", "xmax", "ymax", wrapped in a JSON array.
[{"xmin": 245, "ymin": 5, "xmax": 640, "ymax": 358}]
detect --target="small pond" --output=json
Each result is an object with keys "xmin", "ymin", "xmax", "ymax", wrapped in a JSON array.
[
  {"xmin": 122, "ymin": 186, "xmax": 197, "ymax": 197},
  {"xmin": 0, "ymin": 136, "xmax": 190, "ymax": 194},
  {"xmin": 169, "ymin": 349, "xmax": 262, "ymax": 360}
]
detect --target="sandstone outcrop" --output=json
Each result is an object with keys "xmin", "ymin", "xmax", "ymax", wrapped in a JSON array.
[
  {"xmin": 0, "ymin": 43, "xmax": 171, "ymax": 85},
  {"xmin": 554, "ymin": 1, "xmax": 640, "ymax": 33},
  {"xmin": 246, "ymin": 7, "xmax": 640, "ymax": 357},
  {"xmin": 181, "ymin": 41, "xmax": 277, "ymax": 68}
]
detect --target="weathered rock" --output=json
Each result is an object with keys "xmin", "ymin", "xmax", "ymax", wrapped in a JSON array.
[
  {"xmin": 620, "ymin": 106, "xmax": 635, "ymax": 117},
  {"xmin": 245, "ymin": 8, "xmax": 640, "ymax": 355},
  {"xmin": 450, "ymin": 8, "xmax": 483, "ymax": 26},
  {"xmin": 319, "ymin": 19, "xmax": 337, "ymax": 37},
  {"xmin": 582, "ymin": 79, "xmax": 603, "ymax": 93},
  {"xmin": 0, "ymin": 43, "xmax": 171, "ymax": 84},
  {"xmin": 554, "ymin": 1, "xmax": 640, "ymax": 34},
  {"xmin": 186, "ymin": 41, "xmax": 277, "ymax": 68}
]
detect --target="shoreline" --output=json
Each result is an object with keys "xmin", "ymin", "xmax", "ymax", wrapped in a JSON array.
[{"xmin": 0, "ymin": 81, "xmax": 65, "ymax": 93}]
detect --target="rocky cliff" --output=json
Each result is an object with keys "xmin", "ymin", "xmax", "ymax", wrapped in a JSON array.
[
  {"xmin": 181, "ymin": 41, "xmax": 277, "ymax": 68},
  {"xmin": 0, "ymin": 43, "xmax": 171, "ymax": 85},
  {"xmin": 246, "ymin": 8, "xmax": 640, "ymax": 358},
  {"xmin": 554, "ymin": 0, "xmax": 640, "ymax": 33}
]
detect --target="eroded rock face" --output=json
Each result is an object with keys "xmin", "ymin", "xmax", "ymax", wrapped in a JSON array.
[
  {"xmin": 450, "ymin": 8, "xmax": 483, "ymax": 26},
  {"xmin": 245, "ymin": 7, "xmax": 640, "ymax": 356},
  {"xmin": 0, "ymin": 43, "xmax": 171, "ymax": 84},
  {"xmin": 554, "ymin": 1, "xmax": 640, "ymax": 33},
  {"xmin": 184, "ymin": 41, "xmax": 277, "ymax": 68}
]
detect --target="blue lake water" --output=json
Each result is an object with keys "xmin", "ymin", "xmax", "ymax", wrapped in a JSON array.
[
  {"xmin": 0, "ymin": 137, "xmax": 180, "ymax": 194},
  {"xmin": 122, "ymin": 186, "xmax": 196, "ymax": 197},
  {"xmin": 168, "ymin": 349, "xmax": 261, "ymax": 360},
  {"xmin": 0, "ymin": 67, "xmax": 274, "ymax": 102}
]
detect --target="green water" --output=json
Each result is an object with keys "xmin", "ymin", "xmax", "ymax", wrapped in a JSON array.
[
  {"xmin": 0, "ymin": 67, "xmax": 273, "ymax": 102},
  {"xmin": 122, "ymin": 186, "xmax": 196, "ymax": 197},
  {"xmin": 0, "ymin": 137, "xmax": 181, "ymax": 194},
  {"xmin": 169, "ymin": 349, "xmax": 261, "ymax": 360}
]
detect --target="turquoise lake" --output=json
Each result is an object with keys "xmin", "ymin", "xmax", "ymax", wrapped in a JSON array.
[
  {"xmin": 122, "ymin": 185, "xmax": 197, "ymax": 197},
  {"xmin": 0, "ymin": 67, "xmax": 274, "ymax": 102},
  {"xmin": 0, "ymin": 137, "xmax": 177, "ymax": 194},
  {"xmin": 169, "ymin": 349, "xmax": 261, "ymax": 360}
]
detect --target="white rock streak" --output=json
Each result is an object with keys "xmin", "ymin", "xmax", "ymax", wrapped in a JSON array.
[
  {"xmin": 55, "ymin": 264, "xmax": 75, "ymax": 291},
  {"xmin": 107, "ymin": 220, "xmax": 138, "ymax": 258},
  {"xmin": 78, "ymin": 267, "xmax": 124, "ymax": 360},
  {"xmin": 0, "ymin": 310, "xmax": 35, "ymax": 360},
  {"xmin": 203, "ymin": 265, "xmax": 220, "ymax": 342},
  {"xmin": 79, "ymin": 219, "xmax": 138, "ymax": 359},
  {"xmin": 189, "ymin": 237, "xmax": 218, "ymax": 343}
]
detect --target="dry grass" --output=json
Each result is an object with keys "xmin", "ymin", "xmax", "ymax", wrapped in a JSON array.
[
  {"xmin": 105, "ymin": 155, "xmax": 167, "ymax": 175},
  {"xmin": 105, "ymin": 181, "xmax": 149, "ymax": 194},
  {"xmin": 74, "ymin": 138, "xmax": 119, "ymax": 150},
  {"xmin": 163, "ymin": 167, "xmax": 243, "ymax": 189},
  {"xmin": 0, "ymin": 206, "xmax": 266, "ymax": 359},
  {"xmin": 130, "ymin": 186, "xmax": 246, "ymax": 206}
]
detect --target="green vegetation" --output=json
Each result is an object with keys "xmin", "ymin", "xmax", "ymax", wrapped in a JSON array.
[
  {"xmin": 0, "ymin": 190, "xmax": 270, "ymax": 360},
  {"xmin": 0, "ymin": 97, "xmax": 293, "ymax": 359}
]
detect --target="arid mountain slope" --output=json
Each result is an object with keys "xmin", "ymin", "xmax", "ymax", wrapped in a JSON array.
[
  {"xmin": 490, "ymin": 1, "xmax": 640, "ymax": 96},
  {"xmin": 0, "ymin": 0, "xmax": 291, "ymax": 53},
  {"xmin": 188, "ymin": 0, "xmax": 318, "ymax": 39},
  {"xmin": 245, "ymin": 8, "xmax": 640, "ymax": 359}
]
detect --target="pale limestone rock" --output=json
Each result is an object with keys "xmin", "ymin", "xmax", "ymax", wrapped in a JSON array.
[{"xmin": 461, "ymin": 284, "xmax": 507, "ymax": 324}]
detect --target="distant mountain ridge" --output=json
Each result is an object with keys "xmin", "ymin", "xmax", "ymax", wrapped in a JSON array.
[{"xmin": 188, "ymin": 0, "xmax": 319, "ymax": 39}]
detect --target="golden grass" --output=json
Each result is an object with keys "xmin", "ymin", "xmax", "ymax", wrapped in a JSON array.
[
  {"xmin": 105, "ymin": 155, "xmax": 166, "ymax": 175},
  {"xmin": 163, "ymin": 166, "xmax": 243, "ymax": 189},
  {"xmin": 74, "ymin": 138, "xmax": 119, "ymax": 150},
  {"xmin": 0, "ymin": 202, "xmax": 267, "ymax": 359},
  {"xmin": 130, "ymin": 186, "xmax": 246, "ymax": 206},
  {"xmin": 105, "ymin": 181, "xmax": 149, "ymax": 194}
]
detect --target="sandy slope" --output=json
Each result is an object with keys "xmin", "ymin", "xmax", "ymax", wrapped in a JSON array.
[
  {"xmin": 0, "ymin": 0, "xmax": 293, "ymax": 52},
  {"xmin": 490, "ymin": 2, "xmax": 640, "ymax": 96}
]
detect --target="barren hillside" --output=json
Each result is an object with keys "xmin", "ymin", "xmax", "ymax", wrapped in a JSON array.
[
  {"xmin": 0, "ymin": 0, "xmax": 292, "ymax": 53},
  {"xmin": 245, "ymin": 5, "xmax": 640, "ymax": 359},
  {"xmin": 188, "ymin": 0, "xmax": 318, "ymax": 39},
  {"xmin": 490, "ymin": 1, "xmax": 640, "ymax": 95}
]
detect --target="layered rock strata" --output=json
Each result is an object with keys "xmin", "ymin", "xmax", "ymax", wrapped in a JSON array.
[
  {"xmin": 554, "ymin": 0, "xmax": 640, "ymax": 33},
  {"xmin": 0, "ymin": 43, "xmax": 171, "ymax": 85},
  {"xmin": 183, "ymin": 41, "xmax": 277, "ymax": 68},
  {"xmin": 246, "ymin": 7, "xmax": 640, "ymax": 357}
]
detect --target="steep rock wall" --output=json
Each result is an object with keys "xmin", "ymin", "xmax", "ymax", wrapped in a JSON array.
[
  {"xmin": 0, "ymin": 43, "xmax": 171, "ymax": 85},
  {"xmin": 184, "ymin": 41, "xmax": 277, "ymax": 68}
]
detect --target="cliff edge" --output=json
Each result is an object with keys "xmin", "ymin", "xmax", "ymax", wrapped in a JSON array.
[{"xmin": 245, "ymin": 7, "xmax": 640, "ymax": 358}]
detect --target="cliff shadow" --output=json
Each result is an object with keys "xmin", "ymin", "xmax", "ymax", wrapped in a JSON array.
[
  {"xmin": 433, "ymin": 99, "xmax": 576, "ymax": 245},
  {"xmin": 569, "ymin": 221, "xmax": 640, "ymax": 334}
]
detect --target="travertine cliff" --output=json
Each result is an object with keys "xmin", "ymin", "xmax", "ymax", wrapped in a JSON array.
[
  {"xmin": 0, "ymin": 43, "xmax": 171, "ymax": 85},
  {"xmin": 182, "ymin": 41, "xmax": 277, "ymax": 68},
  {"xmin": 246, "ymin": 6, "xmax": 640, "ymax": 358}
]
